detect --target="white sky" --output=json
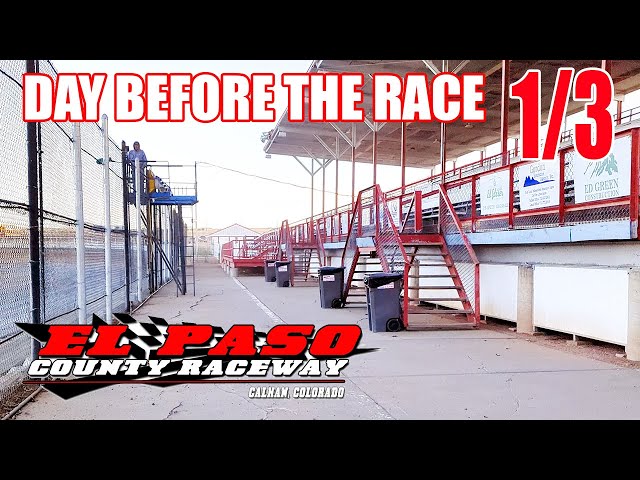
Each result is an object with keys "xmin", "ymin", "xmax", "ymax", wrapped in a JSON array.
[{"xmin": 50, "ymin": 60, "xmax": 640, "ymax": 230}]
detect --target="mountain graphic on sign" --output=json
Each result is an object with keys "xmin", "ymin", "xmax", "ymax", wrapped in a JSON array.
[
  {"xmin": 523, "ymin": 176, "xmax": 553, "ymax": 187},
  {"xmin": 585, "ymin": 153, "xmax": 618, "ymax": 179}
]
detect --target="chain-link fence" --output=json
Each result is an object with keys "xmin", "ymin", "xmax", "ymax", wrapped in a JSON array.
[{"xmin": 0, "ymin": 60, "xmax": 185, "ymax": 410}]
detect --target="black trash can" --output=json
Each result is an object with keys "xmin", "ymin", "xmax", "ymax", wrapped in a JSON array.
[
  {"xmin": 318, "ymin": 266, "xmax": 345, "ymax": 309},
  {"xmin": 275, "ymin": 260, "xmax": 292, "ymax": 287},
  {"xmin": 264, "ymin": 259, "xmax": 277, "ymax": 282},
  {"xmin": 364, "ymin": 272, "xmax": 404, "ymax": 333}
]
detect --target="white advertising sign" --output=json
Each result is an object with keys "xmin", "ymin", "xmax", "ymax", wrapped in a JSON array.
[
  {"xmin": 574, "ymin": 135, "xmax": 631, "ymax": 204},
  {"xmin": 478, "ymin": 169, "xmax": 510, "ymax": 215},
  {"xmin": 517, "ymin": 160, "xmax": 560, "ymax": 211}
]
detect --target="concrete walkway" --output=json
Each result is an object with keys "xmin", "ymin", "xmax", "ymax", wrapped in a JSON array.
[{"xmin": 10, "ymin": 262, "xmax": 640, "ymax": 420}]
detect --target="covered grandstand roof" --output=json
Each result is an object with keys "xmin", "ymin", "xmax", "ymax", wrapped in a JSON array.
[{"xmin": 262, "ymin": 60, "xmax": 640, "ymax": 168}]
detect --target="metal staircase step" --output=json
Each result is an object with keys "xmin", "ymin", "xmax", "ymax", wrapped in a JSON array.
[
  {"xmin": 409, "ymin": 309, "xmax": 474, "ymax": 315},
  {"xmin": 415, "ymin": 297, "xmax": 468, "ymax": 302},
  {"xmin": 407, "ymin": 285, "xmax": 463, "ymax": 290},
  {"xmin": 407, "ymin": 274, "xmax": 457, "ymax": 278}
]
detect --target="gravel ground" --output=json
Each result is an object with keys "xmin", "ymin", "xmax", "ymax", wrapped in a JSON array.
[{"xmin": 482, "ymin": 318, "xmax": 640, "ymax": 370}]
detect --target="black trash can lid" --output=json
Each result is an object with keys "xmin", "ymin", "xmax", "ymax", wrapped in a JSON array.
[
  {"xmin": 265, "ymin": 259, "xmax": 276, "ymax": 264},
  {"xmin": 275, "ymin": 260, "xmax": 291, "ymax": 266},
  {"xmin": 318, "ymin": 266, "xmax": 345, "ymax": 274},
  {"xmin": 364, "ymin": 272, "xmax": 403, "ymax": 288}
]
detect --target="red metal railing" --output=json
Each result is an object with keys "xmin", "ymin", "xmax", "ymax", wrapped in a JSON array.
[
  {"xmin": 438, "ymin": 185, "xmax": 480, "ymax": 325},
  {"xmin": 340, "ymin": 185, "xmax": 410, "ymax": 310},
  {"xmin": 224, "ymin": 120, "xmax": 640, "ymax": 268},
  {"xmin": 220, "ymin": 234, "xmax": 278, "ymax": 268}
]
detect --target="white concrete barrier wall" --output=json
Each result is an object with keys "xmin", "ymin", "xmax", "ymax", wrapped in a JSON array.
[
  {"xmin": 419, "ymin": 262, "xmax": 518, "ymax": 321},
  {"xmin": 479, "ymin": 264, "xmax": 518, "ymax": 321},
  {"xmin": 533, "ymin": 266, "xmax": 629, "ymax": 346}
]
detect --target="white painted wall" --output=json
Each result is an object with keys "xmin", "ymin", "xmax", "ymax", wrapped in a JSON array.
[
  {"xmin": 324, "ymin": 242, "xmax": 634, "ymax": 346},
  {"xmin": 533, "ymin": 266, "xmax": 629, "ymax": 346},
  {"xmin": 479, "ymin": 264, "xmax": 518, "ymax": 321}
]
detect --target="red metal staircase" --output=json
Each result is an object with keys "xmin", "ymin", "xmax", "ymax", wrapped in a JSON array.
[
  {"xmin": 278, "ymin": 219, "xmax": 325, "ymax": 286},
  {"xmin": 341, "ymin": 184, "xmax": 480, "ymax": 330}
]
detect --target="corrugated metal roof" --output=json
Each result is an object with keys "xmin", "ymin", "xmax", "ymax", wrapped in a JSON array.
[{"xmin": 205, "ymin": 223, "xmax": 262, "ymax": 238}]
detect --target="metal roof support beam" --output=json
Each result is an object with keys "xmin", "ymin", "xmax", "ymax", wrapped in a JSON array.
[
  {"xmin": 295, "ymin": 151, "xmax": 332, "ymax": 219},
  {"xmin": 293, "ymin": 154, "xmax": 315, "ymax": 219},
  {"xmin": 292, "ymin": 155, "xmax": 312, "ymax": 175},
  {"xmin": 330, "ymin": 123, "xmax": 353, "ymax": 148},
  {"xmin": 422, "ymin": 60, "xmax": 441, "ymax": 76},
  {"xmin": 313, "ymin": 134, "xmax": 338, "ymax": 159},
  {"xmin": 453, "ymin": 60, "xmax": 470, "ymax": 74},
  {"xmin": 363, "ymin": 117, "xmax": 387, "ymax": 134}
]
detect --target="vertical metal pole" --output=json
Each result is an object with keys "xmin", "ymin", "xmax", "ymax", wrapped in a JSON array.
[
  {"xmin": 351, "ymin": 124, "xmax": 356, "ymax": 209},
  {"xmin": 135, "ymin": 151, "xmax": 143, "ymax": 303},
  {"xmin": 121, "ymin": 142, "xmax": 131, "ymax": 312},
  {"xmin": 310, "ymin": 159, "xmax": 314, "ymax": 220},
  {"xmin": 335, "ymin": 137, "xmax": 339, "ymax": 211},
  {"xmin": 156, "ymin": 205, "xmax": 164, "ymax": 286},
  {"xmin": 440, "ymin": 60, "xmax": 449, "ymax": 184},
  {"xmin": 372, "ymin": 123, "xmax": 378, "ymax": 186},
  {"xmin": 401, "ymin": 122, "xmax": 407, "ymax": 193},
  {"xmin": 508, "ymin": 165, "xmax": 515, "ymax": 229},
  {"xmin": 36, "ymin": 115, "xmax": 45, "ymax": 323},
  {"xmin": 74, "ymin": 124, "xmax": 86, "ymax": 324},
  {"xmin": 501, "ymin": 60, "xmax": 511, "ymax": 166},
  {"xmin": 558, "ymin": 150, "xmax": 566, "ymax": 226},
  {"xmin": 193, "ymin": 164, "xmax": 198, "ymax": 295},
  {"xmin": 617, "ymin": 100, "xmax": 623, "ymax": 126},
  {"xmin": 179, "ymin": 206, "xmax": 187, "ymax": 294},
  {"xmin": 102, "ymin": 115, "xmax": 112, "ymax": 323},
  {"xmin": 322, "ymin": 159, "xmax": 326, "ymax": 215},
  {"xmin": 630, "ymin": 128, "xmax": 639, "ymax": 239},
  {"xmin": 152, "ymin": 204, "xmax": 158, "ymax": 292},
  {"xmin": 471, "ymin": 176, "xmax": 477, "ymax": 233},
  {"xmin": 440, "ymin": 122, "xmax": 447, "ymax": 184},
  {"xmin": 26, "ymin": 60, "xmax": 41, "ymax": 360}
]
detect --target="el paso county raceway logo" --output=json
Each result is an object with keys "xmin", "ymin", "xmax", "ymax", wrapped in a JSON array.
[{"xmin": 16, "ymin": 314, "xmax": 376, "ymax": 400}]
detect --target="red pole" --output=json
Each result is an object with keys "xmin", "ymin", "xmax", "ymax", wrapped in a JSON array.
[
  {"xmin": 401, "ymin": 122, "xmax": 407, "ymax": 193},
  {"xmin": 501, "ymin": 60, "xmax": 511, "ymax": 167},
  {"xmin": 414, "ymin": 191, "xmax": 422, "ymax": 233},
  {"xmin": 631, "ymin": 128, "xmax": 639, "ymax": 239},
  {"xmin": 617, "ymin": 99, "xmax": 623, "ymax": 126},
  {"xmin": 471, "ymin": 176, "xmax": 477, "ymax": 233},
  {"xmin": 474, "ymin": 264, "xmax": 480, "ymax": 325},
  {"xmin": 335, "ymin": 152, "xmax": 339, "ymax": 211},
  {"xmin": 351, "ymin": 132, "xmax": 356, "ymax": 210},
  {"xmin": 372, "ymin": 124, "xmax": 378, "ymax": 186},
  {"xmin": 508, "ymin": 165, "xmax": 515, "ymax": 229},
  {"xmin": 559, "ymin": 149, "xmax": 566, "ymax": 226},
  {"xmin": 322, "ymin": 160, "xmax": 325, "ymax": 215},
  {"xmin": 440, "ymin": 122, "xmax": 446, "ymax": 184}
]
